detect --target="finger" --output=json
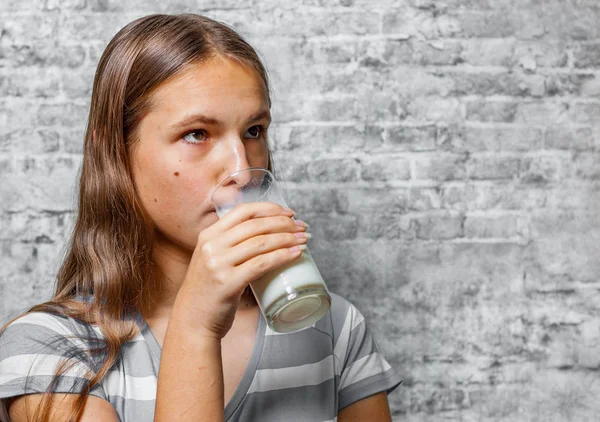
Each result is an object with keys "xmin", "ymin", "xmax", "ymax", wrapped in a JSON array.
[
  {"xmin": 222, "ymin": 214, "xmax": 306, "ymax": 247},
  {"xmin": 216, "ymin": 202, "xmax": 295, "ymax": 232},
  {"xmin": 232, "ymin": 247, "xmax": 304, "ymax": 285},
  {"xmin": 228, "ymin": 232, "xmax": 308, "ymax": 266}
]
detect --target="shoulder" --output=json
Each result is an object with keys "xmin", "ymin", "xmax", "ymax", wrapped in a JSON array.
[
  {"xmin": 328, "ymin": 292, "xmax": 367, "ymax": 334},
  {"xmin": 0, "ymin": 311, "xmax": 105, "ymax": 369}
]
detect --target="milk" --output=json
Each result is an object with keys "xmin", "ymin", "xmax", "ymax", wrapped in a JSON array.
[{"xmin": 251, "ymin": 249, "xmax": 325, "ymax": 309}]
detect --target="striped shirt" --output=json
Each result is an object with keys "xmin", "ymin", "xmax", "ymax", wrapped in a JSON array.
[{"xmin": 0, "ymin": 293, "xmax": 402, "ymax": 421}]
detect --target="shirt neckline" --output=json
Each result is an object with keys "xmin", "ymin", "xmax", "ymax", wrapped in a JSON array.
[{"xmin": 135, "ymin": 309, "xmax": 266, "ymax": 420}]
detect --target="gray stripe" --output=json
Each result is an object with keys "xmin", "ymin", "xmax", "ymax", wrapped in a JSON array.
[
  {"xmin": 344, "ymin": 320, "xmax": 377, "ymax": 368},
  {"xmin": 116, "ymin": 340, "xmax": 157, "ymax": 377},
  {"xmin": 0, "ymin": 375, "xmax": 106, "ymax": 401},
  {"xmin": 107, "ymin": 394, "xmax": 156, "ymax": 422},
  {"xmin": 259, "ymin": 328, "xmax": 333, "ymax": 369},
  {"xmin": 232, "ymin": 378, "xmax": 337, "ymax": 422},
  {"xmin": 0, "ymin": 323, "xmax": 100, "ymax": 368},
  {"xmin": 338, "ymin": 368, "xmax": 403, "ymax": 411}
]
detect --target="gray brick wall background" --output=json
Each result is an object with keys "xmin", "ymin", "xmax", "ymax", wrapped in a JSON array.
[{"xmin": 1, "ymin": 0, "xmax": 600, "ymax": 420}]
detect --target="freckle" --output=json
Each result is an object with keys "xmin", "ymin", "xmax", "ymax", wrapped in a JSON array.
[
  {"xmin": 174, "ymin": 172, "xmax": 180, "ymax": 176},
  {"xmin": 177, "ymin": 224, "xmax": 181, "ymax": 228},
  {"xmin": 154, "ymin": 198, "xmax": 157, "ymax": 202}
]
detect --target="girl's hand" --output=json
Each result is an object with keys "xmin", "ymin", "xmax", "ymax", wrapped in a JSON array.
[{"xmin": 172, "ymin": 202, "xmax": 308, "ymax": 339}]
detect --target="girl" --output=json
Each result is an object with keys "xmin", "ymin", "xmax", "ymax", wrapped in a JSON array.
[{"xmin": 0, "ymin": 14, "xmax": 401, "ymax": 421}]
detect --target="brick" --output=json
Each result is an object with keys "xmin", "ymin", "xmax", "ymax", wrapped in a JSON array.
[
  {"xmin": 359, "ymin": 38, "xmax": 464, "ymax": 67},
  {"xmin": 0, "ymin": 155, "xmax": 81, "ymax": 212},
  {"xmin": 357, "ymin": 214, "xmax": 414, "ymax": 240},
  {"xmin": 413, "ymin": 40, "xmax": 463, "ymax": 66},
  {"xmin": 87, "ymin": 0, "xmax": 249, "ymax": 12},
  {"xmin": 409, "ymin": 187, "xmax": 442, "ymax": 211},
  {"xmin": 574, "ymin": 43, "xmax": 600, "ymax": 68},
  {"xmin": 36, "ymin": 103, "xmax": 90, "ymax": 127},
  {"xmin": 386, "ymin": 67, "xmax": 455, "ymax": 99},
  {"xmin": 467, "ymin": 155, "xmax": 521, "ymax": 180},
  {"xmin": 0, "ymin": 129, "xmax": 59, "ymax": 153},
  {"xmin": 354, "ymin": 92, "xmax": 406, "ymax": 122},
  {"xmin": 464, "ymin": 214, "xmax": 526, "ymax": 239},
  {"xmin": 460, "ymin": 38, "xmax": 515, "ymax": 67},
  {"xmin": 528, "ymin": 212, "xmax": 600, "ymax": 283},
  {"xmin": 62, "ymin": 69, "xmax": 95, "ymax": 99},
  {"xmin": 414, "ymin": 214, "xmax": 464, "ymax": 240},
  {"xmin": 544, "ymin": 6, "xmax": 600, "ymax": 40},
  {"xmin": 465, "ymin": 100, "xmax": 517, "ymax": 123},
  {"xmin": 1, "ymin": 15, "xmax": 58, "ymax": 43},
  {"xmin": 520, "ymin": 155, "xmax": 564, "ymax": 185},
  {"xmin": 335, "ymin": 188, "xmax": 410, "ymax": 214},
  {"xmin": 301, "ymin": 213, "xmax": 358, "ymax": 241},
  {"xmin": 281, "ymin": 125, "xmax": 382, "ymax": 153},
  {"xmin": 442, "ymin": 183, "xmax": 547, "ymax": 211},
  {"xmin": 214, "ymin": 9, "xmax": 380, "ymax": 37},
  {"xmin": 461, "ymin": 126, "xmax": 544, "ymax": 152},
  {"xmin": 514, "ymin": 41, "xmax": 568, "ymax": 68},
  {"xmin": 451, "ymin": 10, "xmax": 517, "ymax": 38},
  {"xmin": 43, "ymin": 0, "xmax": 87, "ymax": 10},
  {"xmin": 359, "ymin": 155, "xmax": 411, "ymax": 182},
  {"xmin": 385, "ymin": 125, "xmax": 436, "ymax": 152},
  {"xmin": 407, "ymin": 97, "xmax": 462, "ymax": 122},
  {"xmin": 0, "ymin": 0, "xmax": 40, "ymax": 11},
  {"xmin": 413, "ymin": 153, "xmax": 467, "ymax": 181},
  {"xmin": 1, "ymin": 69, "xmax": 60, "ymax": 98},
  {"xmin": 569, "ymin": 102, "xmax": 600, "ymax": 125},
  {"xmin": 545, "ymin": 73, "xmax": 597, "ymax": 97},
  {"xmin": 284, "ymin": 188, "xmax": 341, "ymax": 215},
  {"xmin": 60, "ymin": 128, "xmax": 86, "ymax": 154},
  {"xmin": 0, "ymin": 211, "xmax": 74, "ymax": 243},
  {"xmin": 57, "ymin": 13, "xmax": 132, "ymax": 42},
  {"xmin": 447, "ymin": 71, "xmax": 545, "ymax": 98},
  {"xmin": 572, "ymin": 152, "xmax": 600, "ymax": 180},
  {"xmin": 545, "ymin": 181, "xmax": 600, "ymax": 210},
  {"xmin": 275, "ymin": 156, "xmax": 361, "ymax": 183},
  {"xmin": 6, "ymin": 42, "xmax": 86, "ymax": 68},
  {"xmin": 515, "ymin": 102, "xmax": 569, "ymax": 125}
]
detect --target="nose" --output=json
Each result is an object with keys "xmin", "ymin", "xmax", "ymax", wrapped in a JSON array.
[{"xmin": 218, "ymin": 137, "xmax": 253, "ymax": 188}]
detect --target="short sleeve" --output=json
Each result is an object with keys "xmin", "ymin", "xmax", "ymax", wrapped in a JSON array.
[
  {"xmin": 330, "ymin": 294, "xmax": 403, "ymax": 411},
  {"xmin": 0, "ymin": 312, "xmax": 107, "ymax": 421}
]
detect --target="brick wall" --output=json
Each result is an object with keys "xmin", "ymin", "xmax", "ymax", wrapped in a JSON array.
[{"xmin": 1, "ymin": 1, "xmax": 600, "ymax": 420}]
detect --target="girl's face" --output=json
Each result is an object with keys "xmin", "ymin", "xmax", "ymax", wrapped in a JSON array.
[{"xmin": 130, "ymin": 57, "xmax": 270, "ymax": 253}]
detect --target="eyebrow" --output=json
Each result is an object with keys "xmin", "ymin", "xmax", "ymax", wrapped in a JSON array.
[{"xmin": 171, "ymin": 109, "xmax": 271, "ymax": 130}]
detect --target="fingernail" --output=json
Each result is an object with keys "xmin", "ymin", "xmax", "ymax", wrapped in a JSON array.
[
  {"xmin": 289, "ymin": 244, "xmax": 307, "ymax": 253},
  {"xmin": 294, "ymin": 232, "xmax": 306, "ymax": 239},
  {"xmin": 295, "ymin": 219, "xmax": 309, "ymax": 228},
  {"xmin": 283, "ymin": 207, "xmax": 295, "ymax": 215},
  {"xmin": 304, "ymin": 232, "xmax": 313, "ymax": 239}
]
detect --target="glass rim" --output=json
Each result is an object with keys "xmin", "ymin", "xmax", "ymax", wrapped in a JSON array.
[{"xmin": 211, "ymin": 166, "xmax": 274, "ymax": 204}]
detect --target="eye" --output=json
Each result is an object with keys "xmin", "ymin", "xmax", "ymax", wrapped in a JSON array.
[
  {"xmin": 182, "ymin": 130, "xmax": 208, "ymax": 145},
  {"xmin": 245, "ymin": 125, "xmax": 266, "ymax": 139}
]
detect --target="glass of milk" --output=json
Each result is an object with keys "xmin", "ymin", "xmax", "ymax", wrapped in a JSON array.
[{"xmin": 211, "ymin": 167, "xmax": 331, "ymax": 333}]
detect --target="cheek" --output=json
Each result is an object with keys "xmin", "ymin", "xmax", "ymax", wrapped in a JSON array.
[{"xmin": 247, "ymin": 141, "xmax": 270, "ymax": 168}]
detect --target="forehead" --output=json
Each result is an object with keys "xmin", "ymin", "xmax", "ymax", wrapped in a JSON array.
[{"xmin": 148, "ymin": 57, "xmax": 269, "ymax": 117}]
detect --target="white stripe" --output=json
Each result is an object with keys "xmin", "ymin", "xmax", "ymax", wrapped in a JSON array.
[
  {"xmin": 333, "ymin": 306, "xmax": 354, "ymax": 376},
  {"xmin": 102, "ymin": 370, "xmax": 157, "ymax": 401},
  {"xmin": 248, "ymin": 355, "xmax": 335, "ymax": 394},
  {"xmin": 321, "ymin": 418, "xmax": 338, "ymax": 422},
  {"xmin": 339, "ymin": 352, "xmax": 391, "ymax": 391},
  {"xmin": 350, "ymin": 307, "xmax": 364, "ymax": 331},
  {"xmin": 0, "ymin": 354, "xmax": 91, "ymax": 385},
  {"xmin": 11, "ymin": 313, "xmax": 91, "ymax": 352}
]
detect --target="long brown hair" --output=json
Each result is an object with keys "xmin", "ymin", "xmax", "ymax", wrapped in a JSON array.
[{"xmin": 1, "ymin": 14, "xmax": 272, "ymax": 421}]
